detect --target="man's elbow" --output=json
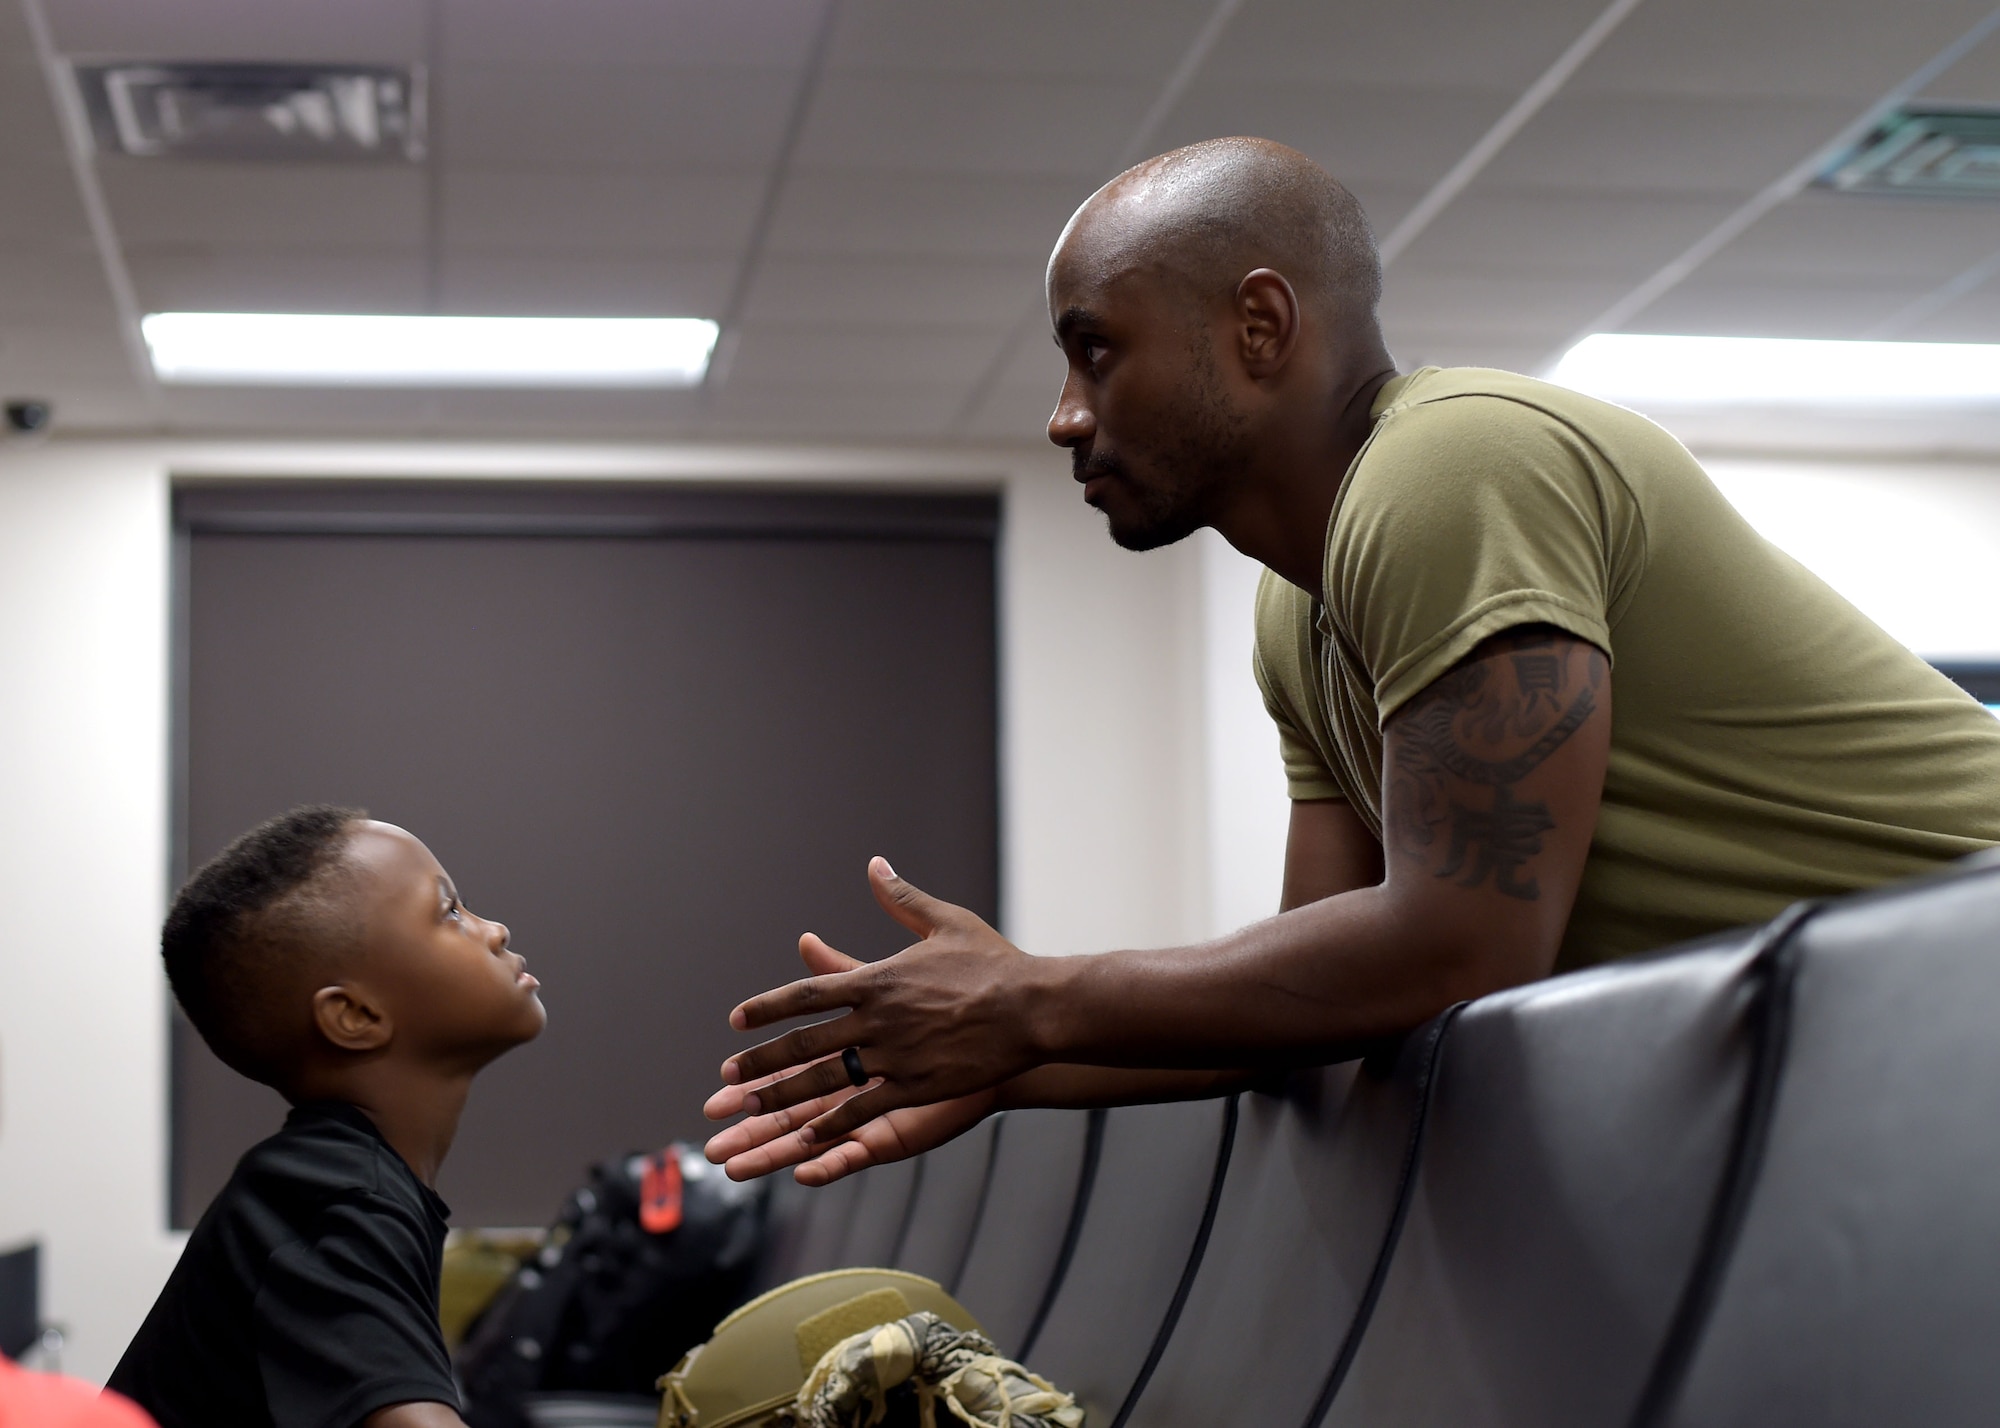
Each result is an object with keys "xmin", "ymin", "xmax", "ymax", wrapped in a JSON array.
[{"xmin": 1402, "ymin": 917, "xmax": 1561, "ymax": 1017}]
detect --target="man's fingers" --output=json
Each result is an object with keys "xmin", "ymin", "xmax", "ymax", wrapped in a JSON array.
[
  {"xmin": 722, "ymin": 1012, "xmax": 861, "ymax": 1087},
  {"xmin": 794, "ymin": 1140, "xmax": 877, "ymax": 1187},
  {"xmin": 703, "ymin": 1065, "xmax": 794, "ymax": 1121},
  {"xmin": 740, "ymin": 1051, "xmax": 864, "ymax": 1118},
  {"xmin": 801, "ymin": 1081, "xmax": 906, "ymax": 1147},
  {"xmin": 704, "ymin": 1087, "xmax": 851, "ymax": 1162},
  {"xmin": 799, "ymin": 932, "xmax": 864, "ymax": 977},
  {"xmin": 867, "ymin": 855, "xmax": 961, "ymax": 939},
  {"xmin": 726, "ymin": 966, "xmax": 863, "ymax": 1039}
]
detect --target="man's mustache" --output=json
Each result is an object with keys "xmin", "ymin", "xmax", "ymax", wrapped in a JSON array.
[{"xmin": 1073, "ymin": 450, "xmax": 1129, "ymax": 483}]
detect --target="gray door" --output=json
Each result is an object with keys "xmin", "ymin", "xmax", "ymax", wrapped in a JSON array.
[{"xmin": 172, "ymin": 483, "xmax": 999, "ymax": 1227}]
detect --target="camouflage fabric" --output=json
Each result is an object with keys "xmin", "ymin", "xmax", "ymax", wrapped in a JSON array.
[{"xmin": 792, "ymin": 1311, "xmax": 1083, "ymax": 1428}]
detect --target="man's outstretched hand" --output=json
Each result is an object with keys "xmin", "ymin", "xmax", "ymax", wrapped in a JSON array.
[{"xmin": 704, "ymin": 858, "xmax": 1053, "ymax": 1178}]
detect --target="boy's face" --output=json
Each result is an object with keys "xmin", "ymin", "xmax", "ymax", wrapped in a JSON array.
[{"xmin": 339, "ymin": 821, "xmax": 546, "ymax": 1065}]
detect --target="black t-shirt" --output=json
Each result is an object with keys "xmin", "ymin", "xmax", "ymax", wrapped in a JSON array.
[{"xmin": 109, "ymin": 1102, "xmax": 459, "ymax": 1428}]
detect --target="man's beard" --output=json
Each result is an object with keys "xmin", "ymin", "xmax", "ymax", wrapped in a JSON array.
[{"xmin": 1080, "ymin": 362, "xmax": 1254, "ymax": 553}]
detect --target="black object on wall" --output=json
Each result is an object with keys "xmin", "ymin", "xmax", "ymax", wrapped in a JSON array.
[
  {"xmin": 169, "ymin": 481, "xmax": 1000, "ymax": 1229},
  {"xmin": 1932, "ymin": 661, "xmax": 2000, "ymax": 705}
]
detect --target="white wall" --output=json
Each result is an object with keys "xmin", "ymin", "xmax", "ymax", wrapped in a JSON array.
[
  {"xmin": 0, "ymin": 434, "xmax": 1211, "ymax": 1382},
  {"xmin": 1701, "ymin": 455, "xmax": 2000, "ymax": 660},
  {"xmin": 0, "ymin": 445, "xmax": 181, "ymax": 1382}
]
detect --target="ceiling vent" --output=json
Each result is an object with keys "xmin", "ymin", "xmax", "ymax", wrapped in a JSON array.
[
  {"xmin": 74, "ymin": 62, "xmax": 425, "ymax": 162},
  {"xmin": 1820, "ymin": 106, "xmax": 2000, "ymax": 198}
]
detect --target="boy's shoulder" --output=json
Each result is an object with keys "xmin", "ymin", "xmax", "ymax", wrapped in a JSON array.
[{"xmin": 207, "ymin": 1102, "xmax": 449, "ymax": 1262}]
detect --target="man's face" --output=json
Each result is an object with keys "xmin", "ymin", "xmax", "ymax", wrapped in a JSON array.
[
  {"xmin": 1045, "ymin": 232, "xmax": 1253, "ymax": 551},
  {"xmin": 340, "ymin": 822, "xmax": 546, "ymax": 1066}
]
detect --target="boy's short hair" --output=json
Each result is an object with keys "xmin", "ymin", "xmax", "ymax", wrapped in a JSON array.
[{"xmin": 164, "ymin": 805, "xmax": 367, "ymax": 1085}]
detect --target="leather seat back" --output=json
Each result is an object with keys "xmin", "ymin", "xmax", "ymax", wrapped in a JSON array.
[
  {"xmin": 1327, "ymin": 930, "xmax": 1762, "ymax": 1427},
  {"xmin": 1667, "ymin": 866, "xmax": 2000, "ymax": 1426},
  {"xmin": 951, "ymin": 1108, "xmax": 1098, "ymax": 1354},
  {"xmin": 1023, "ymin": 1096, "xmax": 1237, "ymax": 1425},
  {"xmin": 893, "ymin": 1116, "xmax": 1003, "ymax": 1289},
  {"xmin": 1124, "ymin": 1028, "xmax": 1443, "ymax": 1428}
]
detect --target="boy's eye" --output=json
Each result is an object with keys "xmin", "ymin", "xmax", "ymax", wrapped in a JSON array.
[{"xmin": 1083, "ymin": 341, "xmax": 1109, "ymax": 368}]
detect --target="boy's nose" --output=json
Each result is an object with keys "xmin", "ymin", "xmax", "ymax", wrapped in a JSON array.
[{"xmin": 487, "ymin": 919, "xmax": 511, "ymax": 951}]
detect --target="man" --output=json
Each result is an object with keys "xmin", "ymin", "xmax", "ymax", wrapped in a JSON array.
[{"xmin": 704, "ymin": 137, "xmax": 2000, "ymax": 1185}]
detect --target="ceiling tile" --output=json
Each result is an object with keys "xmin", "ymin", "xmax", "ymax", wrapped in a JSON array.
[
  {"xmin": 1379, "ymin": 273, "xmax": 1631, "ymax": 340},
  {"xmin": 46, "ymin": 0, "xmax": 427, "ymax": 62},
  {"xmin": 0, "ymin": 245, "xmax": 116, "ymax": 320},
  {"xmin": 442, "ymin": 168, "xmax": 765, "ymax": 254},
  {"xmin": 796, "ymin": 71, "xmax": 1151, "ymax": 179},
  {"xmin": 1199, "ymin": 0, "xmax": 1610, "ymax": 90},
  {"xmin": 991, "ymin": 329, "xmax": 1067, "ymax": 390},
  {"xmin": 0, "ymin": 314, "xmax": 134, "ymax": 381},
  {"xmin": 99, "ymin": 160, "xmax": 426, "ymax": 247},
  {"xmin": 441, "ymin": 254, "xmax": 736, "ymax": 316},
  {"xmin": 703, "ymin": 379, "xmax": 965, "ymax": 439},
  {"xmin": 1866, "ymin": 281, "xmax": 2000, "ymax": 344},
  {"xmin": 156, "ymin": 386, "xmax": 443, "ymax": 433},
  {"xmin": 1390, "ymin": 191, "xmax": 1745, "ymax": 278},
  {"xmin": 417, "ymin": 386, "xmax": 705, "ymax": 434},
  {"xmin": 1391, "ymin": 341, "xmax": 1558, "ymax": 376},
  {"xmin": 1697, "ymin": 190, "xmax": 2000, "ymax": 283},
  {"xmin": 1478, "ymin": 93, "xmax": 1862, "ymax": 195},
  {"xmin": 0, "ymin": 160, "xmax": 93, "ymax": 245},
  {"xmin": 1920, "ymin": 28, "xmax": 2000, "ymax": 104},
  {"xmin": 828, "ymin": 0, "xmax": 1214, "ymax": 79},
  {"xmin": 741, "ymin": 255, "xmax": 1038, "ymax": 327},
  {"xmin": 127, "ymin": 247, "xmax": 426, "ymax": 313},
  {"xmin": 442, "ymin": 0, "xmax": 822, "ymax": 68},
  {"xmin": 1625, "ymin": 277, "xmax": 1932, "ymax": 339},
  {"xmin": 442, "ymin": 66, "xmax": 798, "ymax": 170},
  {"xmin": 1151, "ymin": 83, "xmax": 1528, "ymax": 191},
  {"xmin": 723, "ymin": 324, "xmax": 998, "ymax": 389},
  {"xmin": 765, "ymin": 170, "xmax": 1091, "ymax": 259},
  {"xmin": 1574, "ymin": 0, "xmax": 2000, "ymax": 101},
  {"xmin": 960, "ymin": 378, "xmax": 1059, "ymax": 442},
  {"xmin": 0, "ymin": 58, "xmax": 66, "ymax": 167}
]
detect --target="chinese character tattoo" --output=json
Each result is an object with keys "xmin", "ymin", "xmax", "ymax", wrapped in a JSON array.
[{"xmin": 1388, "ymin": 626, "xmax": 1608, "ymax": 902}]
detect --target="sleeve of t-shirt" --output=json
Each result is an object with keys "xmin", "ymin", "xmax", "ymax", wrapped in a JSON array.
[
  {"xmin": 254, "ymin": 1194, "xmax": 459, "ymax": 1428},
  {"xmin": 1251, "ymin": 565, "xmax": 1347, "ymax": 802},
  {"xmin": 1329, "ymin": 393, "xmax": 1618, "ymax": 727}
]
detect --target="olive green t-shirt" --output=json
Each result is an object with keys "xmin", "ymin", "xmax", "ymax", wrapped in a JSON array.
[{"xmin": 1254, "ymin": 365, "xmax": 2000, "ymax": 968}]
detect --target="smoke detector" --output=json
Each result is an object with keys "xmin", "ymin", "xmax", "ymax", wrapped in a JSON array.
[
  {"xmin": 74, "ymin": 62, "xmax": 425, "ymax": 162},
  {"xmin": 1820, "ymin": 106, "xmax": 2000, "ymax": 198}
]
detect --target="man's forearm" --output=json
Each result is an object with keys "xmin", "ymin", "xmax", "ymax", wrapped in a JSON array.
[{"xmin": 1020, "ymin": 883, "xmax": 1526, "ymax": 1069}]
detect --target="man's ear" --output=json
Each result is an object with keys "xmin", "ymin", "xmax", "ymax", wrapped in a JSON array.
[
  {"xmin": 1236, "ymin": 267, "xmax": 1301, "ymax": 380},
  {"xmin": 312, "ymin": 984, "xmax": 392, "ymax": 1054}
]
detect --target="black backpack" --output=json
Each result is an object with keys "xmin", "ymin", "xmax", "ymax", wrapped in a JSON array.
[{"xmin": 457, "ymin": 1145, "xmax": 769, "ymax": 1428}]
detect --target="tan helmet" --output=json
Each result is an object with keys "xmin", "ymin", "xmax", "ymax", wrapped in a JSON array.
[{"xmin": 658, "ymin": 1268, "xmax": 985, "ymax": 1428}]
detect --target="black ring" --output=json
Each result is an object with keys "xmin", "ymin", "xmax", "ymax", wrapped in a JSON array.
[{"xmin": 841, "ymin": 1046, "xmax": 868, "ymax": 1088}]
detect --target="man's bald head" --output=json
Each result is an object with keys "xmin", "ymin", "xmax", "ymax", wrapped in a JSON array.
[{"xmin": 1052, "ymin": 137, "xmax": 1380, "ymax": 329}]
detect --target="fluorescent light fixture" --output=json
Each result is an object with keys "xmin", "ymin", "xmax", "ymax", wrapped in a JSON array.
[
  {"xmin": 1550, "ymin": 334, "xmax": 2000, "ymax": 406},
  {"xmin": 140, "ymin": 312, "xmax": 719, "ymax": 387}
]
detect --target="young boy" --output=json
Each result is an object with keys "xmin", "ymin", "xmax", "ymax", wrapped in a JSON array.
[{"xmin": 109, "ymin": 807, "xmax": 546, "ymax": 1428}]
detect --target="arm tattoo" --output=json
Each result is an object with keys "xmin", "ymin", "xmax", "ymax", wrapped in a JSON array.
[{"xmin": 1389, "ymin": 629, "xmax": 1605, "ymax": 902}]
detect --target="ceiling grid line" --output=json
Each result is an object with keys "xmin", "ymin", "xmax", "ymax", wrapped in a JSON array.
[
  {"xmin": 703, "ymin": 0, "xmax": 843, "ymax": 399},
  {"xmin": 1540, "ymin": 4, "xmax": 2000, "ymax": 370},
  {"xmin": 947, "ymin": 0, "xmax": 1251, "ymax": 435},
  {"xmin": 1377, "ymin": 0, "xmax": 1647, "ymax": 267},
  {"xmin": 18, "ymin": 0, "xmax": 161, "ymax": 416}
]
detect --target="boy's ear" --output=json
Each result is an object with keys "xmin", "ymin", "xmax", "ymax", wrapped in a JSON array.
[{"xmin": 311, "ymin": 984, "xmax": 392, "ymax": 1053}]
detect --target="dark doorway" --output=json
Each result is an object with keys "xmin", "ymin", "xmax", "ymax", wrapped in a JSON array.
[{"xmin": 171, "ymin": 482, "xmax": 1000, "ymax": 1227}]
